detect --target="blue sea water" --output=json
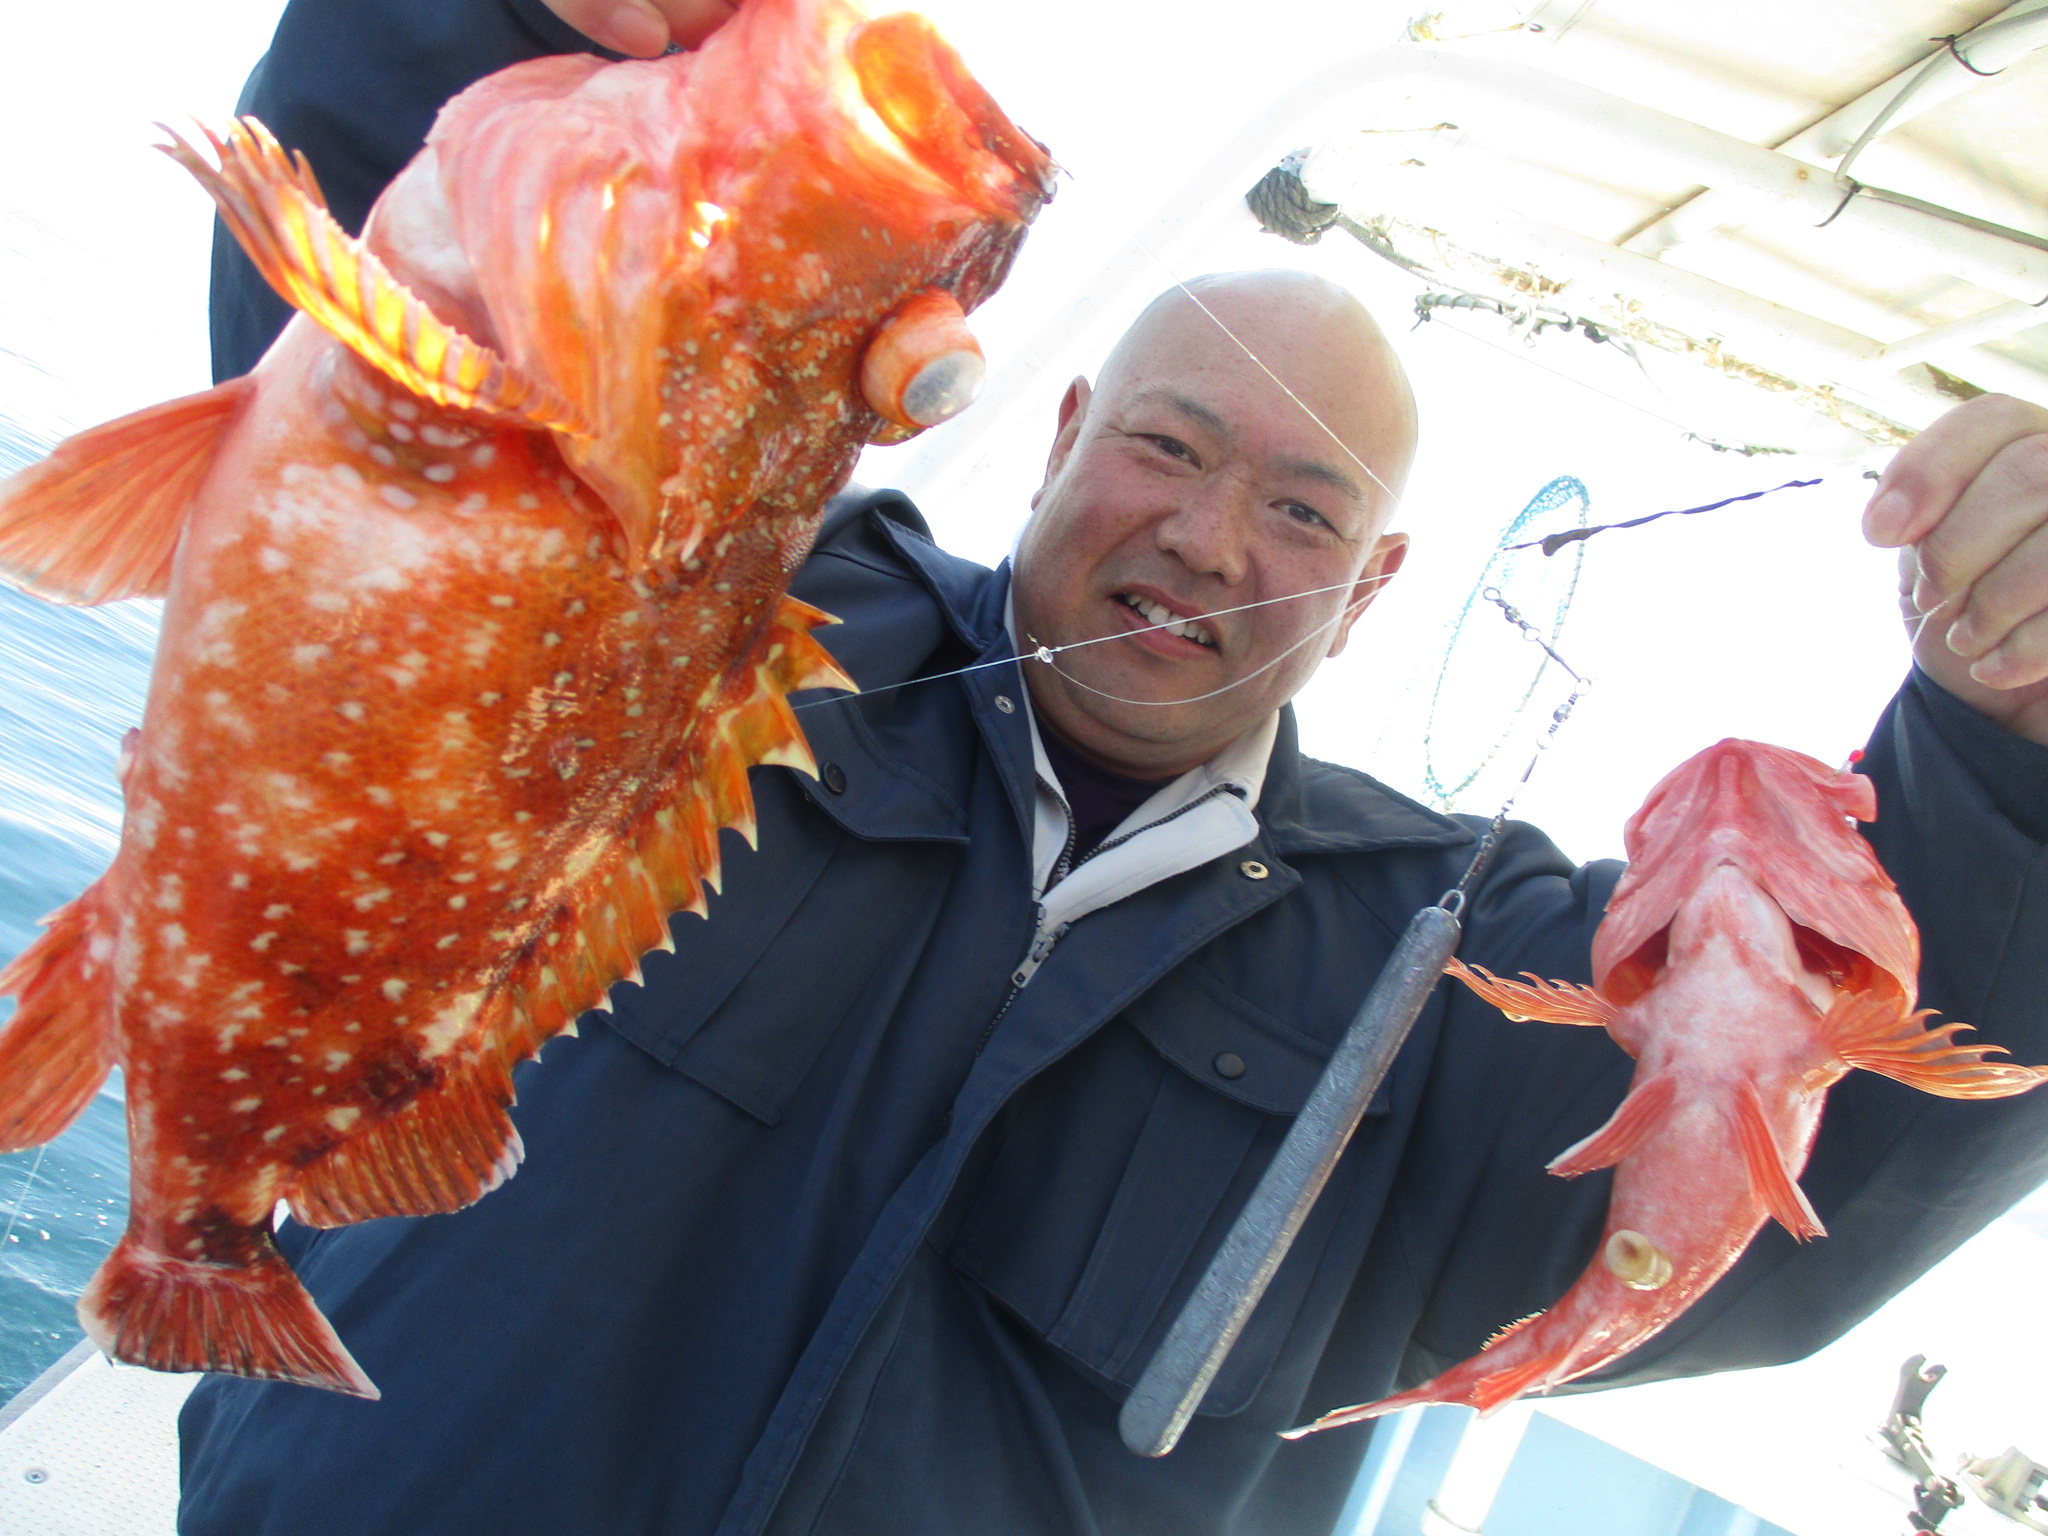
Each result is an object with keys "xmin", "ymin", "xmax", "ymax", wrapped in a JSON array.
[{"xmin": 0, "ymin": 411, "xmax": 157, "ymax": 1402}]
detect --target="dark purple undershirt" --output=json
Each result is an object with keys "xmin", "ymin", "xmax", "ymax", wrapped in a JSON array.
[{"xmin": 1038, "ymin": 727, "xmax": 1177, "ymax": 861}]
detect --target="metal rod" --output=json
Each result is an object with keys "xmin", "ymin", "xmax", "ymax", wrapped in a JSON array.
[{"xmin": 1119, "ymin": 904, "xmax": 1463, "ymax": 1457}]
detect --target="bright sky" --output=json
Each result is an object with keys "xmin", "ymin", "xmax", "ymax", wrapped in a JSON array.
[
  {"xmin": 0, "ymin": 2, "xmax": 2036, "ymax": 1523},
  {"xmin": 0, "ymin": 0, "xmax": 1915, "ymax": 866}
]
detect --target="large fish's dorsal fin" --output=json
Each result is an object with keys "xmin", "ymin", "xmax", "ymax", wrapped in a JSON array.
[
  {"xmin": 0, "ymin": 378, "xmax": 251, "ymax": 605},
  {"xmin": 1825, "ymin": 990, "xmax": 2048, "ymax": 1099},
  {"xmin": 160, "ymin": 118, "xmax": 587, "ymax": 435},
  {"xmin": 1732, "ymin": 1081, "xmax": 1826, "ymax": 1241}
]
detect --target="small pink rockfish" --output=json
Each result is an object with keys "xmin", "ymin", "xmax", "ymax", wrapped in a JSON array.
[{"xmin": 1292, "ymin": 739, "xmax": 2043, "ymax": 1433}]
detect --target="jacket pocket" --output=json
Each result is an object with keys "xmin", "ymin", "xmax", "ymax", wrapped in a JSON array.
[
  {"xmin": 603, "ymin": 773, "xmax": 857, "ymax": 1125},
  {"xmin": 947, "ymin": 961, "xmax": 1392, "ymax": 1417}
]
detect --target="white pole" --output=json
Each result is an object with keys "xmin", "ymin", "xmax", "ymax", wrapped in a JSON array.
[{"xmin": 1418, "ymin": 1403, "xmax": 1535, "ymax": 1536}]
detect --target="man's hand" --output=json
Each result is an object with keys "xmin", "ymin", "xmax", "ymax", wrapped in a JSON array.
[
  {"xmin": 542, "ymin": 0, "xmax": 739, "ymax": 56},
  {"xmin": 1865, "ymin": 393, "xmax": 2048, "ymax": 746}
]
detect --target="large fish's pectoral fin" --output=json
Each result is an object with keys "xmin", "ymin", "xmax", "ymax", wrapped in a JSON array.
[
  {"xmin": 1826, "ymin": 990, "xmax": 2048, "ymax": 1099},
  {"xmin": 1547, "ymin": 1073, "xmax": 1677, "ymax": 1178},
  {"xmin": 0, "ymin": 378, "xmax": 251, "ymax": 605},
  {"xmin": 80, "ymin": 1230, "xmax": 377, "ymax": 1398},
  {"xmin": 1732, "ymin": 1081, "xmax": 1826, "ymax": 1240},
  {"xmin": 0, "ymin": 891, "xmax": 117, "ymax": 1151},
  {"xmin": 1447, "ymin": 959, "xmax": 1620, "ymax": 1027},
  {"xmin": 286, "ymin": 1053, "xmax": 522, "ymax": 1226},
  {"xmin": 160, "ymin": 118, "xmax": 586, "ymax": 435}
]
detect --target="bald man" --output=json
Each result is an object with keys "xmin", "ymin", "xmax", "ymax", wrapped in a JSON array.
[{"xmin": 177, "ymin": 6, "xmax": 2048, "ymax": 1536}]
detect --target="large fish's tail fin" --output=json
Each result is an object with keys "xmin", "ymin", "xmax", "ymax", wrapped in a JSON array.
[
  {"xmin": 0, "ymin": 378, "xmax": 251, "ymax": 606},
  {"xmin": 80, "ymin": 1232, "xmax": 377, "ymax": 1399},
  {"xmin": 1826, "ymin": 990, "xmax": 2048, "ymax": 1099},
  {"xmin": 1446, "ymin": 959, "xmax": 1620, "ymax": 1027},
  {"xmin": 0, "ymin": 891, "xmax": 118, "ymax": 1152}
]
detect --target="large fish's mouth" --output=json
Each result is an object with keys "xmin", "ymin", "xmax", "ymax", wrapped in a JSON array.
[{"xmin": 847, "ymin": 13, "xmax": 1057, "ymax": 216}]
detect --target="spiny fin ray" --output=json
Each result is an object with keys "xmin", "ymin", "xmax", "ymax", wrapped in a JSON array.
[
  {"xmin": 1447, "ymin": 958, "xmax": 1620, "ymax": 1028},
  {"xmin": 1547, "ymin": 1074, "xmax": 1677, "ymax": 1178},
  {"xmin": 158, "ymin": 118, "xmax": 587, "ymax": 434},
  {"xmin": 1826, "ymin": 990, "xmax": 2048, "ymax": 1098},
  {"xmin": 1733, "ymin": 1081, "xmax": 1826, "ymax": 1240}
]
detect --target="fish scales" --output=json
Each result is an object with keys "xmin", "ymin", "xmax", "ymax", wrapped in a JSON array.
[
  {"xmin": 0, "ymin": 0, "xmax": 1052, "ymax": 1396},
  {"xmin": 1289, "ymin": 739, "xmax": 2045, "ymax": 1435}
]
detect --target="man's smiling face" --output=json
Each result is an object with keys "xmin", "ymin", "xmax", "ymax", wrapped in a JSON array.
[{"xmin": 1012, "ymin": 271, "xmax": 1417, "ymax": 777}]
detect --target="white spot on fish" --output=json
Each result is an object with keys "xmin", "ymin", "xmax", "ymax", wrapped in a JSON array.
[
  {"xmin": 258, "ymin": 546, "xmax": 290, "ymax": 573},
  {"xmin": 460, "ymin": 492, "xmax": 488, "ymax": 513},
  {"xmin": 161, "ymin": 924, "xmax": 187, "ymax": 950},
  {"xmin": 437, "ymin": 933, "xmax": 459, "ymax": 949},
  {"xmin": 423, "ymin": 463, "xmax": 456, "ymax": 483},
  {"xmin": 387, "ymin": 421, "xmax": 415, "ymax": 443},
  {"xmin": 264, "ymin": 1125, "xmax": 288, "ymax": 1143},
  {"xmin": 370, "ymin": 445, "xmax": 399, "ymax": 469},
  {"xmin": 367, "ymin": 786, "xmax": 395, "ymax": 807},
  {"xmin": 250, "ymin": 932, "xmax": 277, "ymax": 952},
  {"xmin": 353, "ymin": 889, "xmax": 393, "ymax": 912},
  {"xmin": 338, "ymin": 701, "xmax": 367, "ymax": 723},
  {"xmin": 424, "ymin": 831, "xmax": 450, "ymax": 849},
  {"xmin": 232, "ymin": 1097, "xmax": 263, "ymax": 1114},
  {"xmin": 230, "ymin": 872, "xmax": 251, "ymax": 890},
  {"xmin": 489, "ymin": 595, "xmax": 514, "ymax": 608},
  {"xmin": 471, "ymin": 444, "xmax": 496, "ymax": 469},
  {"xmin": 479, "ymin": 692, "xmax": 502, "ymax": 706},
  {"xmin": 220, "ymin": 1067, "xmax": 250, "ymax": 1082},
  {"xmin": 293, "ymin": 644, "xmax": 331, "ymax": 667},
  {"xmin": 345, "ymin": 929, "xmax": 371, "ymax": 956},
  {"xmin": 448, "ymin": 895, "xmax": 468, "ymax": 910},
  {"xmin": 382, "ymin": 978, "xmax": 408, "ymax": 1001},
  {"xmin": 263, "ymin": 903, "xmax": 292, "ymax": 920},
  {"xmin": 323, "ymin": 1050, "xmax": 352, "ymax": 1071},
  {"xmin": 331, "ymin": 464, "xmax": 365, "ymax": 492}
]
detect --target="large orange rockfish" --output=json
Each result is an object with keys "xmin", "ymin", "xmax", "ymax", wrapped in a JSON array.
[
  {"xmin": 0, "ymin": 0, "xmax": 1052, "ymax": 1397},
  {"xmin": 1290, "ymin": 739, "xmax": 2044, "ymax": 1434}
]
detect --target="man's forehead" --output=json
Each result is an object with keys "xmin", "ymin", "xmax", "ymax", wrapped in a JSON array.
[{"xmin": 1119, "ymin": 385, "xmax": 1371, "ymax": 506}]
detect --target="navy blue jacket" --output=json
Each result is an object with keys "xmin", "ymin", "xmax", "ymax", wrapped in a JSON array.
[{"xmin": 178, "ymin": 490, "xmax": 2048, "ymax": 1536}]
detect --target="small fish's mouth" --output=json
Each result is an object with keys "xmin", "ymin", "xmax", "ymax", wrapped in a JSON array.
[{"xmin": 1115, "ymin": 591, "xmax": 1216, "ymax": 649}]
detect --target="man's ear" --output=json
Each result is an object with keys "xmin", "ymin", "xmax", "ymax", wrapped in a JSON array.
[
  {"xmin": 1030, "ymin": 377, "xmax": 1093, "ymax": 509},
  {"xmin": 1326, "ymin": 532, "xmax": 1410, "ymax": 658}
]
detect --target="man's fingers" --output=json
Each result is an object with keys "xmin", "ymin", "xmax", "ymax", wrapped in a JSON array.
[
  {"xmin": 542, "ymin": 0, "xmax": 739, "ymax": 55},
  {"xmin": 1864, "ymin": 394, "xmax": 2048, "ymax": 548},
  {"xmin": 1908, "ymin": 432, "xmax": 2048, "ymax": 619},
  {"xmin": 1941, "ymin": 519, "xmax": 2048, "ymax": 682}
]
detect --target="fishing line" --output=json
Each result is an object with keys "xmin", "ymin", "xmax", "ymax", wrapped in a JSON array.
[
  {"xmin": 0, "ymin": 1145, "xmax": 48, "ymax": 1250},
  {"xmin": 1122, "ymin": 232, "xmax": 1406, "ymax": 515},
  {"xmin": 789, "ymin": 570, "xmax": 1401, "ymax": 712},
  {"xmin": 1507, "ymin": 478, "xmax": 1825, "ymax": 556}
]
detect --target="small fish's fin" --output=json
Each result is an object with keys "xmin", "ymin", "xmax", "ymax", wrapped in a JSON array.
[
  {"xmin": 79, "ymin": 1231, "xmax": 377, "ymax": 1398},
  {"xmin": 159, "ymin": 118, "xmax": 585, "ymax": 434},
  {"xmin": 0, "ymin": 379, "xmax": 252, "ymax": 605},
  {"xmin": 1282, "ymin": 1313, "xmax": 1562, "ymax": 1437},
  {"xmin": 484, "ymin": 597, "xmax": 855, "ymax": 1064},
  {"xmin": 286, "ymin": 1055, "xmax": 521, "ymax": 1226},
  {"xmin": 1547, "ymin": 1074, "xmax": 1677, "ymax": 1178},
  {"xmin": 1732, "ymin": 1081, "xmax": 1826, "ymax": 1240},
  {"xmin": 0, "ymin": 892, "xmax": 116, "ymax": 1151},
  {"xmin": 1826, "ymin": 990, "xmax": 2048, "ymax": 1099},
  {"xmin": 1446, "ymin": 959, "xmax": 1620, "ymax": 1027},
  {"xmin": 1468, "ymin": 1350, "xmax": 1568, "ymax": 1416}
]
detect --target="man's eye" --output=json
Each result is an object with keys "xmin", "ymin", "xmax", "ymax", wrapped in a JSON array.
[
  {"xmin": 1280, "ymin": 500, "xmax": 1333, "ymax": 532},
  {"xmin": 1142, "ymin": 434, "xmax": 1197, "ymax": 464}
]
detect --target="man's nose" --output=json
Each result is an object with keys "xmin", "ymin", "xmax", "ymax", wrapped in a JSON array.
[{"xmin": 1155, "ymin": 478, "xmax": 1251, "ymax": 584}]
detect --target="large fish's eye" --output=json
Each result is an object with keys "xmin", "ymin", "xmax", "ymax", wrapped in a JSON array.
[{"xmin": 847, "ymin": 14, "xmax": 1055, "ymax": 205}]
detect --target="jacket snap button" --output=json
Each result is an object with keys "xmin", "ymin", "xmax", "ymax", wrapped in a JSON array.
[
  {"xmin": 1239, "ymin": 859, "xmax": 1269, "ymax": 880},
  {"xmin": 821, "ymin": 762, "xmax": 847, "ymax": 795},
  {"xmin": 1213, "ymin": 1052, "xmax": 1246, "ymax": 1080},
  {"xmin": 994, "ymin": 694, "xmax": 1016, "ymax": 714}
]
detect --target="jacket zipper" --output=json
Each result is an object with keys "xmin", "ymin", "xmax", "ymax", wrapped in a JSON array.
[{"xmin": 975, "ymin": 780, "xmax": 1250, "ymax": 1055}]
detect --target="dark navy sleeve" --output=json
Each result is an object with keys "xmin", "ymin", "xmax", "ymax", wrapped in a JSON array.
[
  {"xmin": 210, "ymin": 0, "xmax": 614, "ymax": 380},
  {"xmin": 1391, "ymin": 669, "xmax": 2048, "ymax": 1391}
]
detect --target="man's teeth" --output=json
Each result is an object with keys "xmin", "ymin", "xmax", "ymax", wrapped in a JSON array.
[{"xmin": 1121, "ymin": 594, "xmax": 1215, "ymax": 648}]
